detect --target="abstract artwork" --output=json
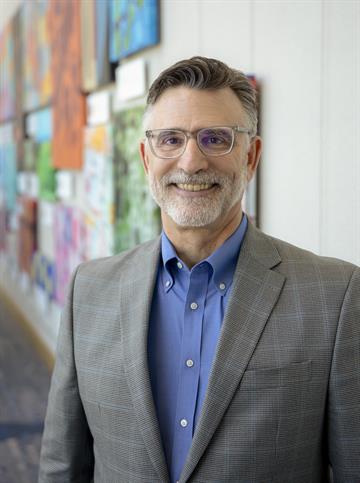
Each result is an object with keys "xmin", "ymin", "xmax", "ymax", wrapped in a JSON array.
[
  {"xmin": 83, "ymin": 124, "xmax": 114, "ymax": 259},
  {"xmin": 0, "ymin": 124, "xmax": 17, "ymax": 213},
  {"xmin": 113, "ymin": 106, "xmax": 160, "ymax": 253},
  {"xmin": 54, "ymin": 204, "xmax": 85, "ymax": 306},
  {"xmin": 22, "ymin": 0, "xmax": 52, "ymax": 111},
  {"xmin": 109, "ymin": 0, "xmax": 159, "ymax": 62},
  {"xmin": 50, "ymin": 0, "xmax": 86, "ymax": 169}
]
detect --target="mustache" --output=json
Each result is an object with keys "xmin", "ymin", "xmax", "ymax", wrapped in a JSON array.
[{"xmin": 160, "ymin": 170, "xmax": 226, "ymax": 185}]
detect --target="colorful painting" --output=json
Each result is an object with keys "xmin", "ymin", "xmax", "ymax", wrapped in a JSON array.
[
  {"xmin": 83, "ymin": 124, "xmax": 114, "ymax": 259},
  {"xmin": 50, "ymin": 0, "xmax": 86, "ymax": 169},
  {"xmin": 22, "ymin": 0, "xmax": 52, "ymax": 111},
  {"xmin": 26, "ymin": 107, "xmax": 52, "ymax": 142},
  {"xmin": 0, "ymin": 22, "xmax": 16, "ymax": 122},
  {"xmin": 0, "ymin": 124, "xmax": 17, "ymax": 213},
  {"xmin": 109, "ymin": 0, "xmax": 160, "ymax": 62},
  {"xmin": 55, "ymin": 204, "xmax": 85, "ymax": 306},
  {"xmin": 32, "ymin": 252, "xmax": 56, "ymax": 301},
  {"xmin": 36, "ymin": 141, "xmax": 56, "ymax": 201},
  {"xmin": 113, "ymin": 106, "xmax": 160, "ymax": 253}
]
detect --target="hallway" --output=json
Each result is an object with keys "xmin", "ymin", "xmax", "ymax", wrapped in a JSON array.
[{"xmin": 0, "ymin": 294, "xmax": 51, "ymax": 483}]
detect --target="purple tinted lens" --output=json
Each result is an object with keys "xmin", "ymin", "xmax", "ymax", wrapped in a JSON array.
[{"xmin": 198, "ymin": 128, "xmax": 233, "ymax": 152}]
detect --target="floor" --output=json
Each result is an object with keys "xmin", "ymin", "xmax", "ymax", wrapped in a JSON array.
[{"xmin": 0, "ymin": 295, "xmax": 51, "ymax": 483}]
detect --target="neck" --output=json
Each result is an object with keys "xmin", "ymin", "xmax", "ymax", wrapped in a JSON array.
[{"xmin": 162, "ymin": 206, "xmax": 243, "ymax": 269}]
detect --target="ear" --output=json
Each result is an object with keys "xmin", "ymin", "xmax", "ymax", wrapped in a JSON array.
[
  {"xmin": 139, "ymin": 139, "xmax": 149, "ymax": 175},
  {"xmin": 246, "ymin": 136, "xmax": 262, "ymax": 182}
]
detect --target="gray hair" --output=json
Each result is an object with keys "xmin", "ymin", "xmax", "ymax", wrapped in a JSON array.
[{"xmin": 145, "ymin": 56, "xmax": 258, "ymax": 136}]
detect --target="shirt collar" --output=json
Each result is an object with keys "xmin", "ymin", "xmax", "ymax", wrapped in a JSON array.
[{"xmin": 160, "ymin": 214, "xmax": 248, "ymax": 294}]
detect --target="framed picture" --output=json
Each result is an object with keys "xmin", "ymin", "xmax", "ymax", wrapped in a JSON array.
[{"xmin": 109, "ymin": 0, "xmax": 160, "ymax": 62}]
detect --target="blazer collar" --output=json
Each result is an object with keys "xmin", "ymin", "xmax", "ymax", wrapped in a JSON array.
[{"xmin": 179, "ymin": 223, "xmax": 285, "ymax": 482}]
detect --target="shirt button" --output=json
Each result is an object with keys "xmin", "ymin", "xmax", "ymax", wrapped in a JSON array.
[
  {"xmin": 165, "ymin": 280, "xmax": 171, "ymax": 288},
  {"xmin": 180, "ymin": 418, "xmax": 188, "ymax": 427},
  {"xmin": 186, "ymin": 359, "xmax": 194, "ymax": 368},
  {"xmin": 190, "ymin": 302, "xmax": 198, "ymax": 310},
  {"xmin": 219, "ymin": 282, "xmax": 226, "ymax": 290},
  {"xmin": 177, "ymin": 261, "xmax": 183, "ymax": 269}
]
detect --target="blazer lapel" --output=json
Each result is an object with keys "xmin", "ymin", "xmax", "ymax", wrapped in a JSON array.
[
  {"xmin": 119, "ymin": 238, "xmax": 170, "ymax": 483},
  {"xmin": 180, "ymin": 224, "xmax": 286, "ymax": 483}
]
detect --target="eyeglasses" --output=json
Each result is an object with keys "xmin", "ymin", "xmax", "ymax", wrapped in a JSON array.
[{"xmin": 145, "ymin": 126, "xmax": 251, "ymax": 159}]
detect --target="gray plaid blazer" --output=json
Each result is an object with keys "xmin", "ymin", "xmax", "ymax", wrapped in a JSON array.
[{"xmin": 39, "ymin": 223, "xmax": 360, "ymax": 483}]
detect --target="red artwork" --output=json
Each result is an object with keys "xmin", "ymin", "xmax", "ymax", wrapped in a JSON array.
[{"xmin": 49, "ymin": 0, "xmax": 86, "ymax": 169}]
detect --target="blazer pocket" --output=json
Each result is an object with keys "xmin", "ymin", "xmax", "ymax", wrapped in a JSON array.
[{"xmin": 240, "ymin": 360, "xmax": 312, "ymax": 389}]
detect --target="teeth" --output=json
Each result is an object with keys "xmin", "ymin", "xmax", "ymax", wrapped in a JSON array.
[{"xmin": 176, "ymin": 183, "xmax": 212, "ymax": 191}]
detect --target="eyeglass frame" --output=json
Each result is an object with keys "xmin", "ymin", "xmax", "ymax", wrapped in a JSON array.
[{"xmin": 144, "ymin": 125, "xmax": 253, "ymax": 159}]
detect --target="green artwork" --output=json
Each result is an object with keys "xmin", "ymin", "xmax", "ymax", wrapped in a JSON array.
[
  {"xmin": 36, "ymin": 141, "xmax": 56, "ymax": 201},
  {"xmin": 113, "ymin": 106, "xmax": 160, "ymax": 253}
]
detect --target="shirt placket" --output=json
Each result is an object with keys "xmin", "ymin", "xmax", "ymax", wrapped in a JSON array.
[{"xmin": 171, "ymin": 265, "xmax": 209, "ymax": 483}]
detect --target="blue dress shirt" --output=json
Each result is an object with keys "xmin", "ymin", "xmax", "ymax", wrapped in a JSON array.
[{"xmin": 148, "ymin": 215, "xmax": 248, "ymax": 483}]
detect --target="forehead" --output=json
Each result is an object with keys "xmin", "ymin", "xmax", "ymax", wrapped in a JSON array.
[{"xmin": 146, "ymin": 86, "xmax": 248, "ymax": 129}]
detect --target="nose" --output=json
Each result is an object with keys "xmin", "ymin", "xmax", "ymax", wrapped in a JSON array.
[{"xmin": 176, "ymin": 137, "xmax": 209, "ymax": 174}]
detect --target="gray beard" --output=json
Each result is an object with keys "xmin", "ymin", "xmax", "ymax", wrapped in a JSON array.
[{"xmin": 148, "ymin": 168, "xmax": 248, "ymax": 227}]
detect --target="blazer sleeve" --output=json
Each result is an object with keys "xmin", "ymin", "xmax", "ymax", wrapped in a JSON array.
[
  {"xmin": 327, "ymin": 266, "xmax": 360, "ymax": 482},
  {"xmin": 38, "ymin": 266, "xmax": 94, "ymax": 483}
]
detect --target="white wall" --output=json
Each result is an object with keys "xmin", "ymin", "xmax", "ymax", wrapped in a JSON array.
[{"xmin": 1, "ymin": 0, "xmax": 359, "ymax": 265}]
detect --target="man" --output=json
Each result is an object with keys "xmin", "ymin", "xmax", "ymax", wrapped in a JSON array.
[{"xmin": 39, "ymin": 57, "xmax": 360, "ymax": 483}]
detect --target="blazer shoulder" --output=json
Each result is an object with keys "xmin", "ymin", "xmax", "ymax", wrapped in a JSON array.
[
  {"xmin": 74, "ymin": 237, "xmax": 161, "ymax": 281},
  {"xmin": 264, "ymin": 231, "xmax": 358, "ymax": 279}
]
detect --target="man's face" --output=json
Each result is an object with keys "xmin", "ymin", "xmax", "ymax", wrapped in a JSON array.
[{"xmin": 140, "ymin": 86, "xmax": 261, "ymax": 230}]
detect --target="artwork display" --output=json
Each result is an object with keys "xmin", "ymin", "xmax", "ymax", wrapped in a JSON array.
[
  {"xmin": 109, "ymin": 0, "xmax": 159, "ymax": 62},
  {"xmin": 50, "ymin": 0, "xmax": 86, "ymax": 169},
  {"xmin": 26, "ymin": 107, "xmax": 52, "ymax": 142},
  {"xmin": 36, "ymin": 141, "xmax": 56, "ymax": 201},
  {"xmin": 22, "ymin": 0, "xmax": 52, "ymax": 111},
  {"xmin": 54, "ymin": 204, "xmax": 85, "ymax": 306},
  {"xmin": 0, "ymin": 124, "xmax": 17, "ymax": 213},
  {"xmin": 32, "ymin": 251, "xmax": 56, "ymax": 301},
  {"xmin": 0, "ymin": 0, "xmax": 164, "ymax": 309},
  {"xmin": 113, "ymin": 106, "xmax": 160, "ymax": 253},
  {"xmin": 83, "ymin": 124, "xmax": 114, "ymax": 259}
]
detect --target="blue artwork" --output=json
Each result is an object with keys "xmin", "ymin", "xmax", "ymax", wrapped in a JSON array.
[
  {"xmin": 0, "ymin": 124, "xmax": 17, "ymax": 212},
  {"xmin": 109, "ymin": 0, "xmax": 159, "ymax": 62}
]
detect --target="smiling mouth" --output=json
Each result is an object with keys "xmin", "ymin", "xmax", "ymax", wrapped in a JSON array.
[{"xmin": 175, "ymin": 183, "xmax": 215, "ymax": 192}]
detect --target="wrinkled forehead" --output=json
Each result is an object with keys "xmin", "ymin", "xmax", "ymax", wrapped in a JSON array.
[{"xmin": 143, "ymin": 86, "xmax": 248, "ymax": 131}]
